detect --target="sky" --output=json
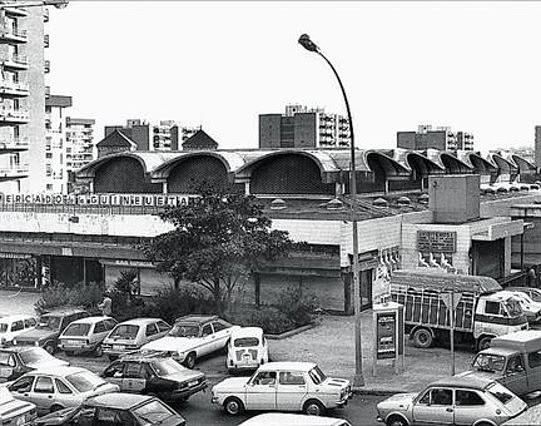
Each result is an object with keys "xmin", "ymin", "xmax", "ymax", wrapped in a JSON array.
[{"xmin": 46, "ymin": 1, "xmax": 541, "ymax": 152}]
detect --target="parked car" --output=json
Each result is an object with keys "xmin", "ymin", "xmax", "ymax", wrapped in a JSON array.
[
  {"xmin": 12, "ymin": 308, "xmax": 89, "ymax": 354},
  {"xmin": 502, "ymin": 291, "xmax": 541, "ymax": 324},
  {"xmin": 0, "ymin": 346, "xmax": 68, "ymax": 383},
  {"xmin": 227, "ymin": 326, "xmax": 268, "ymax": 374},
  {"xmin": 0, "ymin": 314, "xmax": 37, "ymax": 346},
  {"xmin": 376, "ymin": 375, "xmax": 527, "ymax": 426},
  {"xmin": 102, "ymin": 318, "xmax": 171, "ymax": 361},
  {"xmin": 506, "ymin": 287, "xmax": 541, "ymax": 303},
  {"xmin": 7, "ymin": 365, "xmax": 119, "ymax": 415},
  {"xmin": 459, "ymin": 330, "xmax": 541, "ymax": 396},
  {"xmin": 237, "ymin": 413, "xmax": 352, "ymax": 426},
  {"xmin": 30, "ymin": 392, "xmax": 187, "ymax": 426},
  {"xmin": 211, "ymin": 361, "xmax": 351, "ymax": 416},
  {"xmin": 141, "ymin": 315, "xmax": 238, "ymax": 369},
  {"xmin": 58, "ymin": 316, "xmax": 117, "ymax": 357},
  {"xmin": 0, "ymin": 384, "xmax": 37, "ymax": 425},
  {"xmin": 101, "ymin": 352, "xmax": 207, "ymax": 402}
]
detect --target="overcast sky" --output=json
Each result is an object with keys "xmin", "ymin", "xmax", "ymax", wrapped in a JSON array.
[{"xmin": 46, "ymin": 1, "xmax": 541, "ymax": 152}]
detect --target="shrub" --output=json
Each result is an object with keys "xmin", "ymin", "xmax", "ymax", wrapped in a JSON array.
[
  {"xmin": 35, "ymin": 282, "xmax": 104, "ymax": 315},
  {"xmin": 273, "ymin": 286, "xmax": 319, "ymax": 327},
  {"xmin": 225, "ymin": 305, "xmax": 295, "ymax": 335}
]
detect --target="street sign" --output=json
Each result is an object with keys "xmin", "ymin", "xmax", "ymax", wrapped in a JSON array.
[{"xmin": 441, "ymin": 292, "xmax": 462, "ymax": 311}]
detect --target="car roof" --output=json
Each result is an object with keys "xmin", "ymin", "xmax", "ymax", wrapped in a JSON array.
[
  {"xmin": 117, "ymin": 352, "xmax": 172, "ymax": 363},
  {"xmin": 69, "ymin": 316, "xmax": 114, "ymax": 325},
  {"xmin": 232, "ymin": 327, "xmax": 264, "ymax": 338},
  {"xmin": 174, "ymin": 315, "xmax": 218, "ymax": 324},
  {"xmin": 238, "ymin": 413, "xmax": 350, "ymax": 426},
  {"xmin": 116, "ymin": 318, "xmax": 163, "ymax": 326},
  {"xmin": 478, "ymin": 346, "xmax": 520, "ymax": 356},
  {"xmin": 41, "ymin": 307, "xmax": 87, "ymax": 316},
  {"xmin": 430, "ymin": 375, "xmax": 496, "ymax": 391},
  {"xmin": 85, "ymin": 392, "xmax": 153, "ymax": 409},
  {"xmin": 258, "ymin": 362, "xmax": 317, "ymax": 372},
  {"xmin": 0, "ymin": 314, "xmax": 35, "ymax": 322},
  {"xmin": 28, "ymin": 366, "xmax": 88, "ymax": 376}
]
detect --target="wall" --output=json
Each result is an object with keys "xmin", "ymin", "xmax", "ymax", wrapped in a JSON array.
[
  {"xmin": 167, "ymin": 157, "xmax": 229, "ymax": 193},
  {"xmin": 258, "ymin": 114, "xmax": 282, "ymax": 149},
  {"xmin": 94, "ymin": 157, "xmax": 162, "ymax": 194},
  {"xmin": 294, "ymin": 113, "xmax": 317, "ymax": 148}
]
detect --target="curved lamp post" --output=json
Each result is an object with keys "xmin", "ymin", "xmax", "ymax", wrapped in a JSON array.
[{"xmin": 298, "ymin": 34, "xmax": 364, "ymax": 387}]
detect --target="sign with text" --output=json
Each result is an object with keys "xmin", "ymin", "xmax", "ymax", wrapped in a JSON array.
[
  {"xmin": 417, "ymin": 231, "xmax": 457, "ymax": 253},
  {"xmin": 0, "ymin": 193, "xmax": 199, "ymax": 207},
  {"xmin": 376, "ymin": 311, "xmax": 397, "ymax": 360}
]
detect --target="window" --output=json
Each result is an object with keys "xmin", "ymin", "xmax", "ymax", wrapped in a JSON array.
[
  {"xmin": 124, "ymin": 363, "xmax": 144, "ymax": 379},
  {"xmin": 55, "ymin": 379, "xmax": 72, "ymax": 394},
  {"xmin": 45, "ymin": 153, "xmax": 52, "ymax": 159},
  {"xmin": 34, "ymin": 376, "xmax": 54, "ymax": 394},
  {"xmin": 528, "ymin": 350, "xmax": 541, "ymax": 369},
  {"xmin": 279, "ymin": 371, "xmax": 306, "ymax": 386},
  {"xmin": 212, "ymin": 320, "xmax": 231, "ymax": 332},
  {"xmin": 251, "ymin": 371, "xmax": 276, "ymax": 386},
  {"xmin": 0, "ymin": 353, "xmax": 16, "ymax": 367},
  {"xmin": 24, "ymin": 318, "xmax": 36, "ymax": 328},
  {"xmin": 455, "ymin": 390, "xmax": 485, "ymax": 406},
  {"xmin": 431, "ymin": 388, "xmax": 452, "ymax": 405},
  {"xmin": 202, "ymin": 324, "xmax": 213, "ymax": 337},
  {"xmin": 11, "ymin": 320, "xmax": 23, "ymax": 332},
  {"xmin": 145, "ymin": 323, "xmax": 158, "ymax": 337},
  {"xmin": 506, "ymin": 355, "xmax": 525, "ymax": 374},
  {"xmin": 94, "ymin": 322, "xmax": 106, "ymax": 334},
  {"xmin": 9, "ymin": 376, "xmax": 34, "ymax": 393},
  {"xmin": 96, "ymin": 408, "xmax": 126, "ymax": 426},
  {"xmin": 156, "ymin": 321, "xmax": 170, "ymax": 333},
  {"xmin": 485, "ymin": 301, "xmax": 501, "ymax": 315},
  {"xmin": 103, "ymin": 363, "xmax": 124, "ymax": 379},
  {"xmin": 104, "ymin": 319, "xmax": 117, "ymax": 330}
]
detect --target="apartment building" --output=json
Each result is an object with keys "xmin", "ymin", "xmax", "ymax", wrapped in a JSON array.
[
  {"xmin": 397, "ymin": 124, "xmax": 474, "ymax": 152},
  {"xmin": 65, "ymin": 117, "xmax": 95, "ymax": 192},
  {"xmin": 259, "ymin": 104, "xmax": 351, "ymax": 149},
  {"xmin": 44, "ymin": 94, "xmax": 70, "ymax": 192},
  {"xmin": 0, "ymin": 5, "xmax": 50, "ymax": 193}
]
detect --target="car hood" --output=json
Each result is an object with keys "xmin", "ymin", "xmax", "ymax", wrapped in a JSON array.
[
  {"xmin": 378, "ymin": 393, "xmax": 418, "ymax": 410},
  {"xmin": 212, "ymin": 377, "xmax": 250, "ymax": 392},
  {"xmin": 26, "ymin": 358, "xmax": 69, "ymax": 370},
  {"xmin": 15, "ymin": 328, "xmax": 57, "ymax": 341},
  {"xmin": 142, "ymin": 336, "xmax": 201, "ymax": 352},
  {"xmin": 322, "ymin": 377, "xmax": 350, "ymax": 390}
]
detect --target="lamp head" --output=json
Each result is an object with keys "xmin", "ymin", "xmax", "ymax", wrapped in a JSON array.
[{"xmin": 298, "ymin": 34, "xmax": 319, "ymax": 53}]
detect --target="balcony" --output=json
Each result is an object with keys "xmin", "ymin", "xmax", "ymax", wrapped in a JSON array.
[
  {"xmin": 0, "ymin": 137, "xmax": 28, "ymax": 151},
  {"xmin": 43, "ymin": 8, "xmax": 49, "ymax": 22},
  {"xmin": 43, "ymin": 34, "xmax": 49, "ymax": 48},
  {"xmin": 0, "ymin": 28, "xmax": 27, "ymax": 44},
  {"xmin": 44, "ymin": 60, "xmax": 50, "ymax": 73},
  {"xmin": 0, "ymin": 163, "xmax": 29, "ymax": 180},
  {"xmin": 5, "ymin": 7, "xmax": 28, "ymax": 17},
  {"xmin": 3, "ymin": 54, "xmax": 28, "ymax": 70},
  {"xmin": 0, "ymin": 80, "xmax": 29, "ymax": 98},
  {"xmin": 0, "ymin": 108, "xmax": 29, "ymax": 125}
]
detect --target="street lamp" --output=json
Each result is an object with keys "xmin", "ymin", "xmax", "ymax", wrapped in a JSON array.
[
  {"xmin": 298, "ymin": 33, "xmax": 364, "ymax": 387},
  {"xmin": 0, "ymin": 0, "xmax": 68, "ymax": 9}
]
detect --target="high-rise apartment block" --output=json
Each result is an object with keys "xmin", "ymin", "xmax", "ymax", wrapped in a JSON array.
[
  {"xmin": 259, "ymin": 104, "xmax": 351, "ymax": 149},
  {"xmin": 397, "ymin": 125, "xmax": 474, "ymax": 152},
  {"xmin": 0, "ymin": 5, "xmax": 51, "ymax": 193},
  {"xmin": 65, "ymin": 117, "xmax": 95, "ymax": 192}
]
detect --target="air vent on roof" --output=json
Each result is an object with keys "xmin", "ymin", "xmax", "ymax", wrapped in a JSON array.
[
  {"xmin": 531, "ymin": 184, "xmax": 540, "ymax": 190},
  {"xmin": 418, "ymin": 193, "xmax": 429, "ymax": 204},
  {"xmin": 326, "ymin": 198, "xmax": 344, "ymax": 210},
  {"xmin": 373, "ymin": 198, "xmax": 389, "ymax": 208},
  {"xmin": 397, "ymin": 196, "xmax": 412, "ymax": 206},
  {"xmin": 497, "ymin": 187, "xmax": 508, "ymax": 193},
  {"xmin": 270, "ymin": 198, "xmax": 286, "ymax": 210},
  {"xmin": 520, "ymin": 184, "xmax": 530, "ymax": 191},
  {"xmin": 484, "ymin": 187, "xmax": 496, "ymax": 194}
]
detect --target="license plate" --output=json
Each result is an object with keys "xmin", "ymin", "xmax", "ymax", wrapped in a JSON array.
[
  {"xmin": 188, "ymin": 380, "xmax": 198, "ymax": 387},
  {"xmin": 113, "ymin": 345, "xmax": 123, "ymax": 351}
]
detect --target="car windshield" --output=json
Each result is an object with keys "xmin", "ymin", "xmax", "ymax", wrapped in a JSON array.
[
  {"xmin": 0, "ymin": 324, "xmax": 7, "ymax": 333},
  {"xmin": 65, "ymin": 371, "xmax": 105, "ymax": 393},
  {"xmin": 308, "ymin": 366, "xmax": 327, "ymax": 384},
  {"xmin": 19, "ymin": 348, "xmax": 54, "ymax": 365},
  {"xmin": 168, "ymin": 324, "xmax": 199, "ymax": 338},
  {"xmin": 151, "ymin": 358, "xmax": 186, "ymax": 376},
  {"xmin": 234, "ymin": 337, "xmax": 259, "ymax": 347},
  {"xmin": 63, "ymin": 323, "xmax": 91, "ymax": 337},
  {"xmin": 487, "ymin": 382, "xmax": 515, "ymax": 404},
  {"xmin": 38, "ymin": 315, "xmax": 62, "ymax": 330},
  {"xmin": 505, "ymin": 300, "xmax": 523, "ymax": 317},
  {"xmin": 109, "ymin": 325, "xmax": 139, "ymax": 340},
  {"xmin": 472, "ymin": 353, "xmax": 506, "ymax": 372},
  {"xmin": 132, "ymin": 400, "xmax": 175, "ymax": 425}
]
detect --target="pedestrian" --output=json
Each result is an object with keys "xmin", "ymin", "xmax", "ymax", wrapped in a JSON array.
[
  {"xmin": 528, "ymin": 267, "xmax": 537, "ymax": 288},
  {"xmin": 98, "ymin": 291, "xmax": 112, "ymax": 316}
]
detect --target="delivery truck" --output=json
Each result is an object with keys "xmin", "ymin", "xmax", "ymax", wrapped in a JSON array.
[{"xmin": 390, "ymin": 269, "xmax": 529, "ymax": 351}]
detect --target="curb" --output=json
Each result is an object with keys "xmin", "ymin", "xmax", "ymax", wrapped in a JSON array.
[
  {"xmin": 352, "ymin": 387, "xmax": 402, "ymax": 396},
  {"xmin": 266, "ymin": 323, "xmax": 316, "ymax": 340}
]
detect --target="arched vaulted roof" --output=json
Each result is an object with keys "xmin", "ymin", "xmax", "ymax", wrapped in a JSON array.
[
  {"xmin": 392, "ymin": 148, "xmax": 445, "ymax": 175},
  {"xmin": 424, "ymin": 149, "xmax": 473, "ymax": 174},
  {"xmin": 509, "ymin": 154, "xmax": 536, "ymax": 172},
  {"xmin": 365, "ymin": 150, "xmax": 411, "ymax": 179},
  {"xmin": 456, "ymin": 151, "xmax": 497, "ymax": 173},
  {"xmin": 487, "ymin": 153, "xmax": 519, "ymax": 174}
]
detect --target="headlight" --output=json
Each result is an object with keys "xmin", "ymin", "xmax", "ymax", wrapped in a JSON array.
[
  {"xmin": 12, "ymin": 340, "xmax": 17, "ymax": 345},
  {"xmin": 34, "ymin": 341, "xmax": 39, "ymax": 347}
]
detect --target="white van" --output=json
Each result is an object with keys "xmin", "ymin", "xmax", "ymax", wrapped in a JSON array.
[
  {"xmin": 0, "ymin": 315, "xmax": 37, "ymax": 346},
  {"xmin": 227, "ymin": 327, "xmax": 268, "ymax": 373},
  {"xmin": 237, "ymin": 413, "xmax": 352, "ymax": 426}
]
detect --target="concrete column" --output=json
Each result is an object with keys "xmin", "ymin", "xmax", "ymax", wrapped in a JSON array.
[
  {"xmin": 504, "ymin": 236, "xmax": 512, "ymax": 277},
  {"xmin": 341, "ymin": 269, "xmax": 353, "ymax": 315},
  {"xmin": 244, "ymin": 181, "xmax": 250, "ymax": 196},
  {"xmin": 384, "ymin": 180, "xmax": 389, "ymax": 194},
  {"xmin": 88, "ymin": 180, "xmax": 94, "ymax": 193},
  {"xmin": 163, "ymin": 181, "xmax": 168, "ymax": 194}
]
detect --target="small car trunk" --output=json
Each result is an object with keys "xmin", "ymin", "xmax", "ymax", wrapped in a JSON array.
[{"xmin": 235, "ymin": 348, "xmax": 257, "ymax": 361}]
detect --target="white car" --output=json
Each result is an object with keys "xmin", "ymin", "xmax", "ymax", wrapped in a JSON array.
[
  {"xmin": 141, "ymin": 315, "xmax": 238, "ymax": 369},
  {"xmin": 0, "ymin": 314, "xmax": 37, "ymax": 346},
  {"xmin": 211, "ymin": 362, "xmax": 351, "ymax": 416},
  {"xmin": 227, "ymin": 327, "xmax": 268, "ymax": 373},
  {"xmin": 238, "ymin": 413, "xmax": 352, "ymax": 426},
  {"xmin": 58, "ymin": 316, "xmax": 117, "ymax": 356}
]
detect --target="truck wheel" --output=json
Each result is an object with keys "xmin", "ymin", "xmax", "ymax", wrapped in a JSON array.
[
  {"xmin": 412, "ymin": 328, "xmax": 433, "ymax": 348},
  {"xmin": 224, "ymin": 397, "xmax": 244, "ymax": 416},
  {"xmin": 477, "ymin": 336, "xmax": 493, "ymax": 351}
]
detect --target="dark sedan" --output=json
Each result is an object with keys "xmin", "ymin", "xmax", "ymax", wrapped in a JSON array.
[{"xmin": 0, "ymin": 346, "xmax": 68, "ymax": 382}]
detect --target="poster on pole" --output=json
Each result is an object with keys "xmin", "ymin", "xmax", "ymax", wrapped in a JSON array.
[{"xmin": 376, "ymin": 311, "xmax": 397, "ymax": 360}]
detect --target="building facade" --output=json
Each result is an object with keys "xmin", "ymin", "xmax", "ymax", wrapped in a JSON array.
[
  {"xmin": 397, "ymin": 125, "xmax": 474, "ymax": 152},
  {"xmin": 259, "ymin": 104, "xmax": 351, "ymax": 149},
  {"xmin": 44, "ymin": 94, "xmax": 71, "ymax": 193},
  {"xmin": 65, "ymin": 117, "xmax": 95, "ymax": 193}
]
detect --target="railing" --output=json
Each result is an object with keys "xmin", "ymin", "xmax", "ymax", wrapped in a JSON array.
[
  {"xmin": 43, "ymin": 34, "xmax": 49, "ymax": 48},
  {"xmin": 0, "ymin": 80, "xmax": 29, "ymax": 92},
  {"xmin": 0, "ymin": 137, "xmax": 28, "ymax": 149},
  {"xmin": 0, "ymin": 164, "xmax": 29, "ymax": 176},
  {"xmin": 4, "ymin": 7, "xmax": 28, "ymax": 17},
  {"xmin": 3, "ymin": 28, "xmax": 27, "ymax": 40},
  {"xmin": 3, "ymin": 54, "xmax": 28, "ymax": 67},
  {"xmin": 43, "ymin": 8, "xmax": 49, "ymax": 22},
  {"xmin": 0, "ymin": 108, "xmax": 29, "ymax": 121},
  {"xmin": 0, "ymin": 202, "xmax": 167, "ymax": 216},
  {"xmin": 44, "ymin": 60, "xmax": 50, "ymax": 73}
]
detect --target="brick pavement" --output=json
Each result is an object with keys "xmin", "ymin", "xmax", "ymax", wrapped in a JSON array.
[{"xmin": 269, "ymin": 313, "xmax": 473, "ymax": 394}]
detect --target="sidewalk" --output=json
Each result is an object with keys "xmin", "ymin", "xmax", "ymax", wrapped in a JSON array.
[{"xmin": 269, "ymin": 313, "xmax": 474, "ymax": 395}]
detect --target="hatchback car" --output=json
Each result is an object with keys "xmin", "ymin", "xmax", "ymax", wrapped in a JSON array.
[
  {"xmin": 0, "ymin": 346, "xmax": 68, "ymax": 383},
  {"xmin": 141, "ymin": 315, "xmax": 237, "ymax": 368},
  {"xmin": 7, "ymin": 365, "xmax": 119, "ymax": 415},
  {"xmin": 102, "ymin": 318, "xmax": 170, "ymax": 361},
  {"xmin": 238, "ymin": 413, "xmax": 352, "ymax": 426},
  {"xmin": 0, "ymin": 314, "xmax": 37, "ymax": 346},
  {"xmin": 101, "ymin": 353, "xmax": 207, "ymax": 401},
  {"xmin": 376, "ymin": 375, "xmax": 527, "ymax": 426},
  {"xmin": 211, "ymin": 362, "xmax": 351, "ymax": 416},
  {"xmin": 13, "ymin": 308, "xmax": 89, "ymax": 354},
  {"xmin": 31, "ymin": 393, "xmax": 186, "ymax": 426},
  {"xmin": 58, "ymin": 316, "xmax": 117, "ymax": 357},
  {"xmin": 227, "ymin": 326, "xmax": 269, "ymax": 374}
]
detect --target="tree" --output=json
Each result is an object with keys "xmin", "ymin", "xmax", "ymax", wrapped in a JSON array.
[{"xmin": 142, "ymin": 186, "xmax": 297, "ymax": 311}]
